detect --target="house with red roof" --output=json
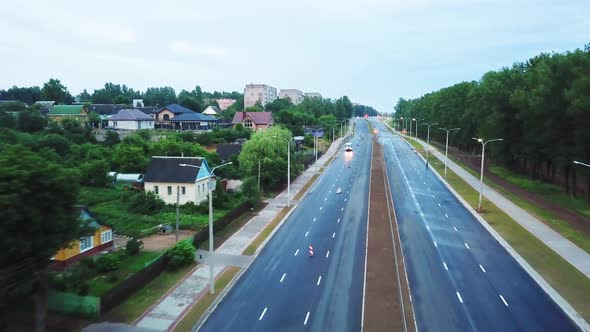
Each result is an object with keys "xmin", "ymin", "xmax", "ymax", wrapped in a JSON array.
[{"xmin": 231, "ymin": 111, "xmax": 274, "ymax": 131}]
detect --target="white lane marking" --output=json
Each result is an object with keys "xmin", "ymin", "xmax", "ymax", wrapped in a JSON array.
[
  {"xmin": 341, "ymin": 207, "xmax": 344, "ymax": 211},
  {"xmin": 317, "ymin": 276, "xmax": 322, "ymax": 286},
  {"xmin": 280, "ymin": 273, "xmax": 286, "ymax": 283},
  {"xmin": 305, "ymin": 231, "xmax": 309, "ymax": 237},
  {"xmin": 428, "ymin": 188, "xmax": 431, "ymax": 191},
  {"xmin": 443, "ymin": 262, "xmax": 448, "ymax": 271},
  {"xmin": 499, "ymin": 294, "xmax": 509, "ymax": 307},
  {"xmin": 294, "ymin": 249, "xmax": 299, "ymax": 256},
  {"xmin": 464, "ymin": 243, "xmax": 470, "ymax": 250},
  {"xmin": 420, "ymin": 212, "xmax": 424, "ymax": 217},
  {"xmin": 326, "ymin": 251, "xmax": 330, "ymax": 258},
  {"xmin": 434, "ymin": 241, "xmax": 438, "ymax": 248},
  {"xmin": 259, "ymin": 307, "xmax": 267, "ymax": 320},
  {"xmin": 445, "ymin": 213, "xmax": 449, "ymax": 218},
  {"xmin": 480, "ymin": 265, "xmax": 486, "ymax": 273},
  {"xmin": 438, "ymin": 203, "xmax": 442, "ymax": 207},
  {"xmin": 332, "ymin": 232, "xmax": 336, "ymax": 238},
  {"xmin": 453, "ymin": 226, "xmax": 458, "ymax": 232},
  {"xmin": 347, "ymin": 191, "xmax": 349, "ymax": 194},
  {"xmin": 337, "ymin": 218, "xmax": 340, "ymax": 223},
  {"xmin": 345, "ymin": 198, "xmax": 347, "ymax": 202},
  {"xmin": 324, "ymin": 197, "xmax": 328, "ymax": 201},
  {"xmin": 456, "ymin": 292, "xmax": 464, "ymax": 303},
  {"xmin": 432, "ymin": 194, "xmax": 435, "ymax": 198},
  {"xmin": 313, "ymin": 217, "xmax": 316, "ymax": 222},
  {"xmin": 320, "ymin": 206, "xmax": 323, "ymax": 210},
  {"xmin": 426, "ymin": 225, "xmax": 430, "ymax": 231},
  {"xmin": 304, "ymin": 312, "xmax": 310, "ymax": 325}
]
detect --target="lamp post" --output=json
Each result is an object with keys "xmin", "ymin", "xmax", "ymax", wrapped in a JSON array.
[
  {"xmin": 179, "ymin": 161, "xmax": 233, "ymax": 294},
  {"xmin": 422, "ymin": 122, "xmax": 438, "ymax": 168},
  {"xmin": 410, "ymin": 118, "xmax": 415, "ymax": 137},
  {"xmin": 439, "ymin": 127, "xmax": 460, "ymax": 178},
  {"xmin": 573, "ymin": 161, "xmax": 590, "ymax": 168},
  {"xmin": 339, "ymin": 119, "xmax": 348, "ymax": 138},
  {"xmin": 472, "ymin": 138, "xmax": 503, "ymax": 212},
  {"xmin": 309, "ymin": 128, "xmax": 322, "ymax": 171},
  {"xmin": 273, "ymin": 136, "xmax": 298, "ymax": 207},
  {"xmin": 415, "ymin": 118, "xmax": 423, "ymax": 140},
  {"xmin": 400, "ymin": 117, "xmax": 404, "ymax": 134}
]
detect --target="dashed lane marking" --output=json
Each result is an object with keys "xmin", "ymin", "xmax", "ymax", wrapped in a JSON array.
[
  {"xmin": 332, "ymin": 232, "xmax": 336, "ymax": 238},
  {"xmin": 317, "ymin": 276, "xmax": 322, "ymax": 286},
  {"xmin": 453, "ymin": 226, "xmax": 458, "ymax": 232},
  {"xmin": 259, "ymin": 307, "xmax": 267, "ymax": 320},
  {"xmin": 294, "ymin": 249, "xmax": 299, "ymax": 256},
  {"xmin": 480, "ymin": 265, "xmax": 486, "ymax": 273},
  {"xmin": 443, "ymin": 262, "xmax": 448, "ymax": 270},
  {"xmin": 434, "ymin": 241, "xmax": 438, "ymax": 248},
  {"xmin": 326, "ymin": 251, "xmax": 330, "ymax": 258},
  {"xmin": 456, "ymin": 292, "xmax": 464, "ymax": 303},
  {"xmin": 305, "ymin": 231, "xmax": 309, "ymax": 237},
  {"xmin": 313, "ymin": 217, "xmax": 316, "ymax": 222},
  {"xmin": 500, "ymin": 294, "xmax": 509, "ymax": 307},
  {"xmin": 280, "ymin": 273, "xmax": 286, "ymax": 283},
  {"xmin": 304, "ymin": 312, "xmax": 310, "ymax": 325},
  {"xmin": 465, "ymin": 243, "xmax": 470, "ymax": 250}
]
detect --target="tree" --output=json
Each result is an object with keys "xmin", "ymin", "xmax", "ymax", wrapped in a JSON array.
[
  {"xmin": 77, "ymin": 89, "xmax": 92, "ymax": 102},
  {"xmin": 79, "ymin": 160, "xmax": 109, "ymax": 187},
  {"xmin": 87, "ymin": 112, "xmax": 101, "ymax": 128},
  {"xmin": 143, "ymin": 87, "xmax": 178, "ymax": 106},
  {"xmin": 91, "ymin": 89, "xmax": 113, "ymax": 104},
  {"xmin": 17, "ymin": 110, "xmax": 47, "ymax": 132},
  {"xmin": 104, "ymin": 130, "xmax": 120, "ymax": 147},
  {"xmin": 112, "ymin": 144, "xmax": 148, "ymax": 172},
  {"xmin": 40, "ymin": 78, "xmax": 74, "ymax": 104},
  {"xmin": 0, "ymin": 86, "xmax": 41, "ymax": 104},
  {"xmin": 0, "ymin": 145, "xmax": 80, "ymax": 332}
]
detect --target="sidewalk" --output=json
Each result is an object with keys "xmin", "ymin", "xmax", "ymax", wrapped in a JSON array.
[
  {"xmin": 384, "ymin": 122, "xmax": 590, "ymax": 279},
  {"xmin": 134, "ymin": 133, "xmax": 348, "ymax": 331}
]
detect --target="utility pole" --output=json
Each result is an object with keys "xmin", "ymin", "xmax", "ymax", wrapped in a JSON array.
[
  {"xmin": 175, "ymin": 185, "xmax": 180, "ymax": 242},
  {"xmin": 422, "ymin": 122, "xmax": 438, "ymax": 168},
  {"xmin": 258, "ymin": 159, "xmax": 261, "ymax": 192},
  {"xmin": 439, "ymin": 127, "xmax": 461, "ymax": 178}
]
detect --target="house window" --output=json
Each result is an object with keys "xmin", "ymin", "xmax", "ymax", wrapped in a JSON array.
[
  {"xmin": 113, "ymin": 121, "xmax": 117, "ymax": 127},
  {"xmin": 244, "ymin": 119, "xmax": 253, "ymax": 129},
  {"xmin": 80, "ymin": 236, "xmax": 93, "ymax": 253},
  {"xmin": 181, "ymin": 186, "xmax": 186, "ymax": 195},
  {"xmin": 154, "ymin": 186, "xmax": 159, "ymax": 195},
  {"xmin": 167, "ymin": 186, "xmax": 172, "ymax": 195},
  {"xmin": 101, "ymin": 230, "xmax": 112, "ymax": 244},
  {"xmin": 163, "ymin": 114, "xmax": 170, "ymax": 121}
]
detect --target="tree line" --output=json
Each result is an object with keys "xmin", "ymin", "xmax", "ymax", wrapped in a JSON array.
[{"xmin": 393, "ymin": 44, "xmax": 590, "ymax": 198}]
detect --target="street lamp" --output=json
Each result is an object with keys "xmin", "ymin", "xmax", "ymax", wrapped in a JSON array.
[
  {"xmin": 439, "ymin": 127, "xmax": 460, "ymax": 178},
  {"xmin": 400, "ymin": 117, "xmax": 404, "ymax": 134},
  {"xmin": 179, "ymin": 161, "xmax": 233, "ymax": 294},
  {"xmin": 415, "ymin": 118, "xmax": 423, "ymax": 140},
  {"xmin": 422, "ymin": 122, "xmax": 438, "ymax": 168},
  {"xmin": 339, "ymin": 119, "xmax": 348, "ymax": 138},
  {"xmin": 410, "ymin": 118, "xmax": 415, "ymax": 137},
  {"xmin": 273, "ymin": 136, "xmax": 304, "ymax": 207},
  {"xmin": 573, "ymin": 161, "xmax": 590, "ymax": 168},
  {"xmin": 472, "ymin": 138, "xmax": 503, "ymax": 212}
]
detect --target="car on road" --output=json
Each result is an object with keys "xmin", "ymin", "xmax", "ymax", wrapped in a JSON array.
[{"xmin": 345, "ymin": 142, "xmax": 353, "ymax": 152}]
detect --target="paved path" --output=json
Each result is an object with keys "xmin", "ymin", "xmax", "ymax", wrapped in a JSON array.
[
  {"xmin": 134, "ymin": 131, "xmax": 349, "ymax": 332},
  {"xmin": 383, "ymin": 121, "xmax": 590, "ymax": 279}
]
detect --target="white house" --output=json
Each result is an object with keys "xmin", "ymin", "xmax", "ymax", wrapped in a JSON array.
[
  {"xmin": 203, "ymin": 106, "xmax": 220, "ymax": 116},
  {"xmin": 108, "ymin": 109, "xmax": 155, "ymax": 130},
  {"xmin": 143, "ymin": 156, "xmax": 213, "ymax": 205}
]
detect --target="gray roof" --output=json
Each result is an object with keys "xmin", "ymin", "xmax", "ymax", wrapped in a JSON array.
[
  {"xmin": 144, "ymin": 157, "xmax": 205, "ymax": 183},
  {"xmin": 170, "ymin": 112, "xmax": 218, "ymax": 122},
  {"xmin": 109, "ymin": 109, "xmax": 154, "ymax": 121}
]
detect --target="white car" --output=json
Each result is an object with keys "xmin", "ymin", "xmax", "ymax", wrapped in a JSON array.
[{"xmin": 345, "ymin": 142, "xmax": 353, "ymax": 152}]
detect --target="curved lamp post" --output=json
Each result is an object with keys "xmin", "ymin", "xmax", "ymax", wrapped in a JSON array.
[
  {"xmin": 439, "ymin": 127, "xmax": 460, "ymax": 178},
  {"xmin": 472, "ymin": 138, "xmax": 503, "ymax": 212},
  {"xmin": 422, "ymin": 122, "xmax": 438, "ymax": 168}
]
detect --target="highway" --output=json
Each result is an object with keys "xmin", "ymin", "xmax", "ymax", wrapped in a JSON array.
[
  {"xmin": 198, "ymin": 119, "xmax": 372, "ymax": 332},
  {"xmin": 370, "ymin": 118, "xmax": 578, "ymax": 332}
]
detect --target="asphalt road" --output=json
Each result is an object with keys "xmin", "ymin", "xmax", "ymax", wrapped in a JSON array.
[
  {"xmin": 370, "ymin": 118, "xmax": 578, "ymax": 332},
  {"xmin": 198, "ymin": 119, "xmax": 373, "ymax": 332}
]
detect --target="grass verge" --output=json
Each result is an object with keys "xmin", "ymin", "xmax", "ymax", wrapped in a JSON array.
[
  {"xmin": 293, "ymin": 174, "xmax": 319, "ymax": 201},
  {"xmin": 242, "ymin": 206, "xmax": 291, "ymax": 255},
  {"xmin": 171, "ymin": 267, "xmax": 241, "ymax": 332},
  {"xmin": 323, "ymin": 156, "xmax": 335, "ymax": 167},
  {"xmin": 405, "ymin": 137, "xmax": 590, "ymax": 322}
]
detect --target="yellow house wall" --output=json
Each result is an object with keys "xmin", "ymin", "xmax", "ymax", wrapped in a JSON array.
[{"xmin": 53, "ymin": 225, "xmax": 112, "ymax": 262}]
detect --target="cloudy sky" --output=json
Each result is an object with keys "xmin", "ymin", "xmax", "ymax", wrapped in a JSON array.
[{"xmin": 0, "ymin": 0, "xmax": 587, "ymax": 112}]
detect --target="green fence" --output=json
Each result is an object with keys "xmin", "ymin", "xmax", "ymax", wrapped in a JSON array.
[{"xmin": 48, "ymin": 291, "xmax": 100, "ymax": 318}]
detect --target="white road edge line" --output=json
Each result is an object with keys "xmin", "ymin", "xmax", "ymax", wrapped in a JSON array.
[
  {"xmin": 294, "ymin": 249, "xmax": 299, "ymax": 256},
  {"xmin": 465, "ymin": 243, "xmax": 470, "ymax": 250},
  {"xmin": 479, "ymin": 264, "xmax": 486, "ymax": 273},
  {"xmin": 443, "ymin": 262, "xmax": 448, "ymax": 270},
  {"xmin": 438, "ymin": 203, "xmax": 442, "ymax": 207},
  {"xmin": 280, "ymin": 273, "xmax": 286, "ymax": 283},
  {"xmin": 326, "ymin": 251, "xmax": 330, "ymax": 258},
  {"xmin": 304, "ymin": 312, "xmax": 310, "ymax": 325},
  {"xmin": 456, "ymin": 292, "xmax": 463, "ymax": 303},
  {"xmin": 317, "ymin": 276, "xmax": 322, "ymax": 286},
  {"xmin": 500, "ymin": 294, "xmax": 509, "ymax": 307},
  {"xmin": 259, "ymin": 307, "xmax": 267, "ymax": 320},
  {"xmin": 445, "ymin": 213, "xmax": 449, "ymax": 218},
  {"xmin": 426, "ymin": 225, "xmax": 430, "ymax": 231},
  {"xmin": 434, "ymin": 241, "xmax": 438, "ymax": 248}
]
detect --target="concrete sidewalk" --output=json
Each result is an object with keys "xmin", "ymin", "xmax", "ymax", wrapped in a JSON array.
[
  {"xmin": 384, "ymin": 122, "xmax": 590, "ymax": 279},
  {"xmin": 134, "ymin": 132, "xmax": 349, "ymax": 331}
]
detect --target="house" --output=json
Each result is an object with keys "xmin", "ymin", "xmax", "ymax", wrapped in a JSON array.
[
  {"xmin": 47, "ymin": 105, "xmax": 88, "ymax": 123},
  {"xmin": 108, "ymin": 109, "xmax": 155, "ymax": 130},
  {"xmin": 154, "ymin": 104, "xmax": 196, "ymax": 129},
  {"xmin": 51, "ymin": 207, "xmax": 114, "ymax": 269},
  {"xmin": 216, "ymin": 98, "xmax": 236, "ymax": 110},
  {"xmin": 143, "ymin": 156, "xmax": 213, "ymax": 205},
  {"xmin": 203, "ymin": 106, "xmax": 221, "ymax": 116},
  {"xmin": 170, "ymin": 112, "xmax": 218, "ymax": 130},
  {"xmin": 216, "ymin": 143, "xmax": 242, "ymax": 162},
  {"xmin": 231, "ymin": 111, "xmax": 274, "ymax": 131}
]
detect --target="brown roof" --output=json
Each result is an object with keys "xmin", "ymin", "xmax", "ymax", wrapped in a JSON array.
[{"xmin": 231, "ymin": 111, "xmax": 273, "ymax": 125}]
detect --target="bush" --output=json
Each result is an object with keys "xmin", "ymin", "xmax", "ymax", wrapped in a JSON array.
[
  {"xmin": 106, "ymin": 272, "xmax": 119, "ymax": 283},
  {"xmin": 126, "ymin": 237, "xmax": 143, "ymax": 255},
  {"xmin": 165, "ymin": 241, "xmax": 196, "ymax": 270},
  {"xmin": 96, "ymin": 253, "xmax": 120, "ymax": 273},
  {"xmin": 79, "ymin": 257, "xmax": 97, "ymax": 271},
  {"xmin": 124, "ymin": 190, "xmax": 165, "ymax": 214}
]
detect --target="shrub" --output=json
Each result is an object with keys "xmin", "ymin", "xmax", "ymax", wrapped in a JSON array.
[
  {"xmin": 79, "ymin": 257, "xmax": 97, "ymax": 271},
  {"xmin": 165, "ymin": 241, "xmax": 196, "ymax": 270},
  {"xmin": 96, "ymin": 253, "xmax": 120, "ymax": 273},
  {"xmin": 126, "ymin": 237, "xmax": 143, "ymax": 255},
  {"xmin": 125, "ymin": 191, "xmax": 165, "ymax": 214},
  {"xmin": 106, "ymin": 272, "xmax": 119, "ymax": 283}
]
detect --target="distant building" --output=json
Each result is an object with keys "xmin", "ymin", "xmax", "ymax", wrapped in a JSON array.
[
  {"xmin": 279, "ymin": 89, "xmax": 304, "ymax": 105},
  {"xmin": 216, "ymin": 98, "xmax": 236, "ymax": 111},
  {"xmin": 108, "ymin": 109, "xmax": 155, "ymax": 130},
  {"xmin": 170, "ymin": 112, "xmax": 218, "ymax": 130},
  {"xmin": 133, "ymin": 99, "xmax": 144, "ymax": 107},
  {"xmin": 143, "ymin": 156, "xmax": 213, "ymax": 205},
  {"xmin": 47, "ymin": 105, "xmax": 88, "ymax": 123},
  {"xmin": 244, "ymin": 84, "xmax": 277, "ymax": 108},
  {"xmin": 203, "ymin": 106, "xmax": 221, "ymax": 116},
  {"xmin": 232, "ymin": 111, "xmax": 274, "ymax": 131},
  {"xmin": 304, "ymin": 92, "xmax": 322, "ymax": 99}
]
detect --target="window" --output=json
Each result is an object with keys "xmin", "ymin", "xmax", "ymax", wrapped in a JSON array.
[
  {"xmin": 80, "ymin": 236, "xmax": 93, "ymax": 253},
  {"xmin": 163, "ymin": 114, "xmax": 170, "ymax": 121},
  {"xmin": 154, "ymin": 186, "xmax": 159, "ymax": 195},
  {"xmin": 101, "ymin": 230, "xmax": 112, "ymax": 244},
  {"xmin": 244, "ymin": 119, "xmax": 253, "ymax": 129},
  {"xmin": 181, "ymin": 186, "xmax": 186, "ymax": 195},
  {"xmin": 167, "ymin": 186, "xmax": 172, "ymax": 195}
]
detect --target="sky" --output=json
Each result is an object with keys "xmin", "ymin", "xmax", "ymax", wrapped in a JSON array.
[{"xmin": 0, "ymin": 0, "xmax": 588, "ymax": 113}]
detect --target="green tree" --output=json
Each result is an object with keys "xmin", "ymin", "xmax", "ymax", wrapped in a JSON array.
[
  {"xmin": 0, "ymin": 145, "xmax": 80, "ymax": 332},
  {"xmin": 79, "ymin": 160, "xmax": 109, "ymax": 187},
  {"xmin": 112, "ymin": 144, "xmax": 148, "ymax": 172},
  {"xmin": 143, "ymin": 86, "xmax": 178, "ymax": 106},
  {"xmin": 40, "ymin": 78, "xmax": 74, "ymax": 104},
  {"xmin": 87, "ymin": 111, "xmax": 101, "ymax": 128},
  {"xmin": 104, "ymin": 130, "xmax": 120, "ymax": 147}
]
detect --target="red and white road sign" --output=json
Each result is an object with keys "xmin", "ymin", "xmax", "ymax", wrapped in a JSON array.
[{"xmin": 309, "ymin": 245, "xmax": 314, "ymax": 257}]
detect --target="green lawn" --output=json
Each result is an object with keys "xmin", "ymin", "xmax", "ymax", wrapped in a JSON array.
[{"xmin": 406, "ymin": 138, "xmax": 590, "ymax": 322}]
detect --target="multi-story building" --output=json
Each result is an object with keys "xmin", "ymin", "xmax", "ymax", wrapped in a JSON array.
[
  {"xmin": 244, "ymin": 84, "xmax": 277, "ymax": 108},
  {"xmin": 216, "ymin": 98, "xmax": 236, "ymax": 111},
  {"xmin": 279, "ymin": 89, "xmax": 304, "ymax": 105},
  {"xmin": 304, "ymin": 92, "xmax": 322, "ymax": 99}
]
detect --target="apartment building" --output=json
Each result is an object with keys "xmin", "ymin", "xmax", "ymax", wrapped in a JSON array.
[
  {"xmin": 279, "ymin": 89, "xmax": 304, "ymax": 105},
  {"xmin": 304, "ymin": 92, "xmax": 322, "ymax": 99},
  {"xmin": 244, "ymin": 84, "xmax": 277, "ymax": 108}
]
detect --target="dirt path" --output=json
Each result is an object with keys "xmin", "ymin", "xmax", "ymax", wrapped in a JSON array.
[
  {"xmin": 363, "ymin": 138, "xmax": 415, "ymax": 332},
  {"xmin": 431, "ymin": 142, "xmax": 590, "ymax": 237}
]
